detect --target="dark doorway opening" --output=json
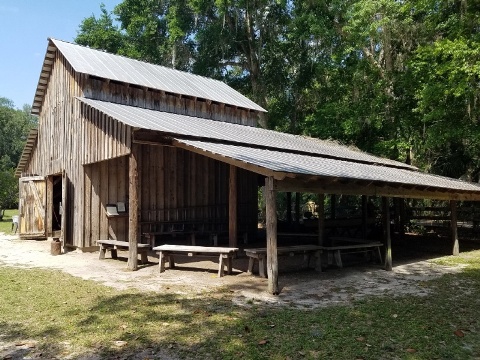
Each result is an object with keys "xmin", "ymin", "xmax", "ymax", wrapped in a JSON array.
[{"xmin": 51, "ymin": 175, "xmax": 62, "ymax": 233}]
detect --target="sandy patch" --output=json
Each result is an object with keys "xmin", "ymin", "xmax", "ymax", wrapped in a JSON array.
[{"xmin": 0, "ymin": 233, "xmax": 465, "ymax": 309}]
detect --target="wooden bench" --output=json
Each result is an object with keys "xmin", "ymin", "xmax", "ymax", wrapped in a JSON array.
[
  {"xmin": 97, "ymin": 240, "xmax": 150, "ymax": 264},
  {"xmin": 245, "ymin": 245, "xmax": 322, "ymax": 278},
  {"xmin": 322, "ymin": 238, "xmax": 383, "ymax": 268},
  {"xmin": 152, "ymin": 244, "xmax": 239, "ymax": 277}
]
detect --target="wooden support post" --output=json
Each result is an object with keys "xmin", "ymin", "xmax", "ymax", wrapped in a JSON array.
[
  {"xmin": 399, "ymin": 198, "xmax": 406, "ymax": 239},
  {"xmin": 330, "ymin": 194, "xmax": 336, "ymax": 220},
  {"xmin": 383, "ymin": 197, "xmax": 393, "ymax": 271},
  {"xmin": 450, "ymin": 200, "xmax": 459, "ymax": 256},
  {"xmin": 46, "ymin": 176, "xmax": 53, "ymax": 237},
  {"xmin": 229, "ymin": 165, "xmax": 238, "ymax": 248},
  {"xmin": 128, "ymin": 143, "xmax": 139, "ymax": 271},
  {"xmin": 265, "ymin": 176, "xmax": 279, "ymax": 295},
  {"xmin": 286, "ymin": 192, "xmax": 292, "ymax": 225},
  {"xmin": 317, "ymin": 193, "xmax": 325, "ymax": 246},
  {"xmin": 362, "ymin": 195, "xmax": 368, "ymax": 239},
  {"xmin": 295, "ymin": 192, "xmax": 300, "ymax": 224}
]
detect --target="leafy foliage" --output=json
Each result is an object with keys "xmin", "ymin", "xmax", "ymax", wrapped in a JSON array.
[
  {"xmin": 74, "ymin": 0, "xmax": 480, "ymax": 180},
  {"xmin": 0, "ymin": 97, "xmax": 37, "ymax": 208}
]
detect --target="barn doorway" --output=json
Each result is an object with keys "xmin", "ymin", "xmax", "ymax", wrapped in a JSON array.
[{"xmin": 50, "ymin": 175, "xmax": 63, "ymax": 237}]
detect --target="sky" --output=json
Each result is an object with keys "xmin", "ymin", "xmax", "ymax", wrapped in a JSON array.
[{"xmin": 0, "ymin": 0, "xmax": 122, "ymax": 110}]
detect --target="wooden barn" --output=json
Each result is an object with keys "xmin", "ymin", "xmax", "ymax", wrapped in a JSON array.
[{"xmin": 16, "ymin": 38, "xmax": 480, "ymax": 294}]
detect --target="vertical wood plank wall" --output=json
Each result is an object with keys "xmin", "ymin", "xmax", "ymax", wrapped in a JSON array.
[
  {"xmin": 24, "ymin": 52, "xmax": 85, "ymax": 247},
  {"xmin": 138, "ymin": 145, "xmax": 258, "ymax": 237},
  {"xmin": 23, "ymin": 48, "xmax": 261, "ymax": 248},
  {"xmin": 83, "ymin": 78, "xmax": 259, "ymax": 126}
]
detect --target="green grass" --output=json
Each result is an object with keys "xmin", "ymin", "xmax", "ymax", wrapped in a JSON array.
[
  {"xmin": 1, "ymin": 251, "xmax": 480, "ymax": 359},
  {"xmin": 0, "ymin": 208, "xmax": 18, "ymax": 234}
]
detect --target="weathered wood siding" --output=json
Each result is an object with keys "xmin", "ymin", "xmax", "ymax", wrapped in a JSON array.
[
  {"xmin": 83, "ymin": 157, "xmax": 129, "ymax": 246},
  {"xmin": 81, "ymin": 76, "xmax": 259, "ymax": 126},
  {"xmin": 24, "ymin": 47, "xmax": 261, "ymax": 248},
  {"xmin": 80, "ymin": 104, "xmax": 131, "ymax": 165},
  {"xmin": 139, "ymin": 145, "xmax": 258, "ymax": 236},
  {"xmin": 24, "ymin": 51, "xmax": 84, "ymax": 247}
]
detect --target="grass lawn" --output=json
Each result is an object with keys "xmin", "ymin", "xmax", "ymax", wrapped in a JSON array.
[
  {"xmin": 1, "ymin": 251, "xmax": 480, "ymax": 359},
  {"xmin": 0, "ymin": 209, "xmax": 18, "ymax": 234}
]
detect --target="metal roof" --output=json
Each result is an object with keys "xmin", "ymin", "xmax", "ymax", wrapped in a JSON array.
[
  {"xmin": 32, "ymin": 38, "xmax": 266, "ymax": 114},
  {"xmin": 15, "ymin": 129, "xmax": 38, "ymax": 177},
  {"xmin": 176, "ymin": 139, "xmax": 480, "ymax": 193},
  {"xmin": 78, "ymin": 97, "xmax": 416, "ymax": 170}
]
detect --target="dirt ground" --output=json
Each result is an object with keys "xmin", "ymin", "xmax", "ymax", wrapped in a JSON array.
[
  {"xmin": 0, "ymin": 232, "xmax": 467, "ymax": 309},
  {"xmin": 1, "ymin": 232, "xmax": 475, "ymax": 359}
]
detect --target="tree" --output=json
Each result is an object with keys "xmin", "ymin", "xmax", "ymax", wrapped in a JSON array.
[
  {"xmin": 75, "ymin": 4, "xmax": 126, "ymax": 54},
  {"xmin": 74, "ymin": 0, "xmax": 480, "ymax": 180},
  {"xmin": 406, "ymin": 0, "xmax": 480, "ymax": 179},
  {"xmin": 0, "ymin": 98, "xmax": 37, "ymax": 209},
  {"xmin": 75, "ymin": 0, "xmax": 295, "ymax": 127}
]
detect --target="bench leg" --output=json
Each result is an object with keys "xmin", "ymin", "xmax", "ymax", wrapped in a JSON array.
[
  {"xmin": 218, "ymin": 254, "xmax": 225, "ymax": 277},
  {"xmin": 247, "ymin": 257, "xmax": 254, "ymax": 275},
  {"xmin": 158, "ymin": 251, "xmax": 166, "ymax": 273},
  {"xmin": 140, "ymin": 251, "xmax": 148, "ymax": 264},
  {"xmin": 334, "ymin": 250, "xmax": 343, "ymax": 268},
  {"xmin": 258, "ymin": 256, "xmax": 266, "ymax": 278},
  {"xmin": 227, "ymin": 256, "xmax": 233, "ymax": 274},
  {"xmin": 111, "ymin": 248, "xmax": 118, "ymax": 259},
  {"xmin": 314, "ymin": 250, "xmax": 322, "ymax": 272},
  {"xmin": 169, "ymin": 255, "xmax": 175, "ymax": 269},
  {"xmin": 99, "ymin": 245, "xmax": 106, "ymax": 260},
  {"xmin": 376, "ymin": 247, "xmax": 383, "ymax": 264}
]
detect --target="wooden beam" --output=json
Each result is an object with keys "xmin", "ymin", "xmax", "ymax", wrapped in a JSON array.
[
  {"xmin": 46, "ymin": 176, "xmax": 53, "ymax": 237},
  {"xmin": 172, "ymin": 139, "xmax": 282, "ymax": 179},
  {"xmin": 265, "ymin": 177, "xmax": 279, "ymax": 295},
  {"xmin": 383, "ymin": 197, "xmax": 393, "ymax": 271},
  {"xmin": 330, "ymin": 194, "xmax": 336, "ymax": 220},
  {"xmin": 128, "ymin": 143, "xmax": 140, "ymax": 270},
  {"xmin": 317, "ymin": 193, "xmax": 325, "ymax": 246},
  {"xmin": 450, "ymin": 200, "xmax": 459, "ymax": 256},
  {"xmin": 133, "ymin": 129, "xmax": 174, "ymax": 145},
  {"xmin": 362, "ymin": 195, "xmax": 368, "ymax": 239},
  {"xmin": 295, "ymin": 192, "xmax": 300, "ymax": 224},
  {"xmin": 229, "ymin": 165, "xmax": 238, "ymax": 248},
  {"xmin": 286, "ymin": 192, "xmax": 292, "ymax": 225},
  {"xmin": 399, "ymin": 198, "xmax": 406, "ymax": 239},
  {"xmin": 275, "ymin": 178, "xmax": 480, "ymax": 201}
]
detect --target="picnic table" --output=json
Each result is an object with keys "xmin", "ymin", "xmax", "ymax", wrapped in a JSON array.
[
  {"xmin": 245, "ymin": 239, "xmax": 383, "ymax": 277},
  {"xmin": 97, "ymin": 240, "xmax": 150, "ymax": 264},
  {"xmin": 326, "ymin": 237, "xmax": 383, "ymax": 268},
  {"xmin": 153, "ymin": 244, "xmax": 239, "ymax": 277},
  {"xmin": 245, "ymin": 245, "xmax": 323, "ymax": 278}
]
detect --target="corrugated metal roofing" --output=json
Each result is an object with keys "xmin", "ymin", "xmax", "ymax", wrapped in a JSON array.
[
  {"xmin": 78, "ymin": 97, "xmax": 416, "ymax": 170},
  {"xmin": 49, "ymin": 38, "xmax": 265, "ymax": 112},
  {"xmin": 177, "ymin": 139, "xmax": 480, "ymax": 193}
]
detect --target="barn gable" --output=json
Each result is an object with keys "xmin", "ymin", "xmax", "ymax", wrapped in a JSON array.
[{"xmin": 32, "ymin": 38, "xmax": 266, "ymax": 116}]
